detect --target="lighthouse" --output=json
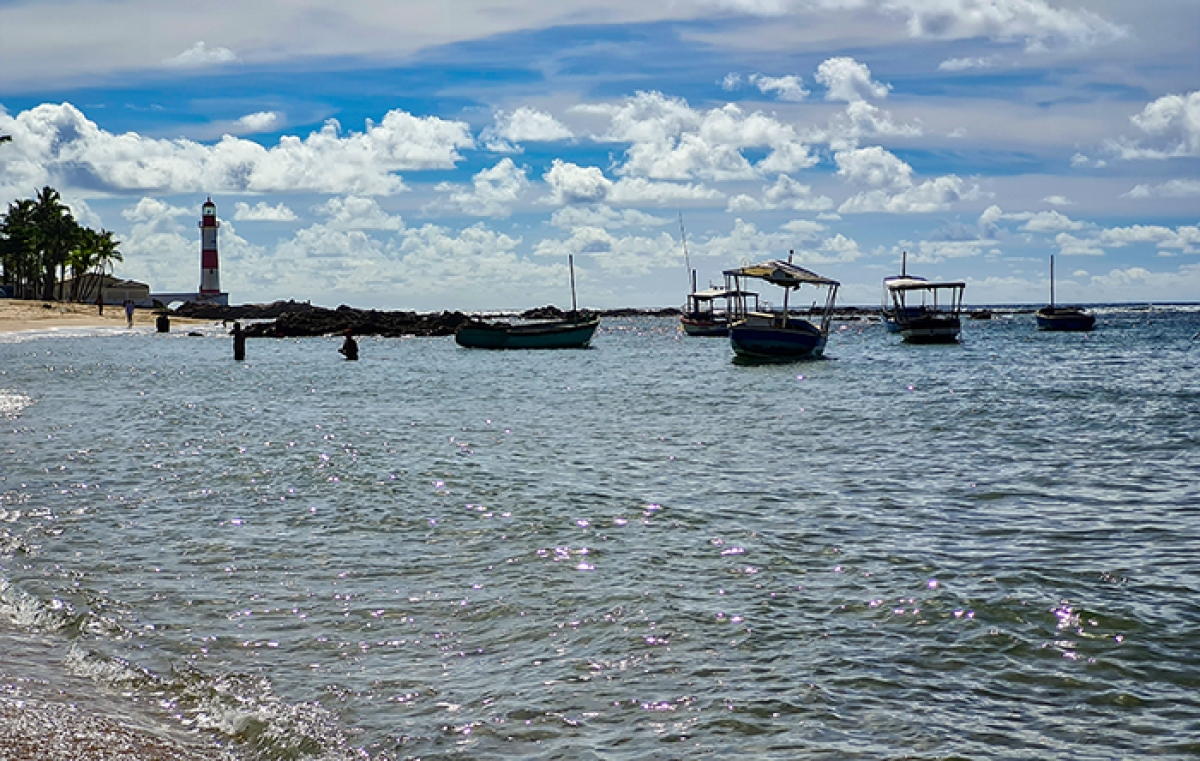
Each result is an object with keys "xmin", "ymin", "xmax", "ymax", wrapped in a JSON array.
[{"xmin": 199, "ymin": 197, "xmax": 220, "ymax": 297}]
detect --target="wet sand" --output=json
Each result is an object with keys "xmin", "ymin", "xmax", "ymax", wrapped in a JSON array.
[{"xmin": 0, "ymin": 299, "xmax": 210, "ymax": 334}]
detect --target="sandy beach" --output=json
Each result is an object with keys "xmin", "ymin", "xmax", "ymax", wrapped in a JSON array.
[{"xmin": 0, "ymin": 299, "xmax": 210, "ymax": 334}]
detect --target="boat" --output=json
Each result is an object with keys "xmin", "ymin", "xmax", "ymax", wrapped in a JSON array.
[
  {"xmin": 680, "ymin": 283, "xmax": 758, "ymax": 337},
  {"xmin": 455, "ymin": 254, "xmax": 600, "ymax": 349},
  {"xmin": 1036, "ymin": 255, "xmax": 1095, "ymax": 332},
  {"xmin": 882, "ymin": 253, "xmax": 966, "ymax": 344},
  {"xmin": 723, "ymin": 253, "xmax": 839, "ymax": 361},
  {"xmin": 454, "ymin": 315, "xmax": 600, "ymax": 349},
  {"xmin": 676, "ymin": 214, "xmax": 756, "ymax": 337}
]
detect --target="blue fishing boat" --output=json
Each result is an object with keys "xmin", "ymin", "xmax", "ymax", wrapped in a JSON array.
[
  {"xmin": 724, "ymin": 255, "xmax": 840, "ymax": 361},
  {"xmin": 1036, "ymin": 255, "xmax": 1095, "ymax": 332}
]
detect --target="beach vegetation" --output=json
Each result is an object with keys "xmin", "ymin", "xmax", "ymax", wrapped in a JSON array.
[{"xmin": 0, "ymin": 185, "xmax": 122, "ymax": 302}]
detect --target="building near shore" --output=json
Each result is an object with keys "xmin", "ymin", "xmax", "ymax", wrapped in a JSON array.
[{"xmin": 54, "ymin": 274, "xmax": 150, "ymax": 305}]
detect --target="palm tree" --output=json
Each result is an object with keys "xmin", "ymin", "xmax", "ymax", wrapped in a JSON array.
[
  {"xmin": 0, "ymin": 198, "xmax": 39, "ymax": 298},
  {"xmin": 32, "ymin": 186, "xmax": 79, "ymax": 300},
  {"xmin": 70, "ymin": 227, "xmax": 122, "ymax": 302}
]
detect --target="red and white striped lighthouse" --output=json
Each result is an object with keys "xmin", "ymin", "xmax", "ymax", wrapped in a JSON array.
[{"xmin": 198, "ymin": 197, "xmax": 220, "ymax": 296}]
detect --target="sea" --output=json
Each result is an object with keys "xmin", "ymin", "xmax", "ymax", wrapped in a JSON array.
[{"xmin": 1, "ymin": 306, "xmax": 1198, "ymax": 760}]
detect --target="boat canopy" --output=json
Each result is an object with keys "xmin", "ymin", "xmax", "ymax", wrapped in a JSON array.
[
  {"xmin": 885, "ymin": 276, "xmax": 966, "ymax": 291},
  {"xmin": 724, "ymin": 260, "xmax": 839, "ymax": 288},
  {"xmin": 690, "ymin": 286, "xmax": 755, "ymax": 300}
]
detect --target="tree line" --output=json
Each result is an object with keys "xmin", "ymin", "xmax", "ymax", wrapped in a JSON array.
[{"xmin": 0, "ymin": 186, "xmax": 124, "ymax": 302}]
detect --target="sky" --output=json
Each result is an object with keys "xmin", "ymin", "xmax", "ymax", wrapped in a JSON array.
[{"xmin": 1, "ymin": 0, "xmax": 1198, "ymax": 310}]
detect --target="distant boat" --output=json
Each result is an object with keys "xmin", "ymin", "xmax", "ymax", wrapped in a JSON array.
[
  {"xmin": 882, "ymin": 252, "xmax": 966, "ymax": 344},
  {"xmin": 680, "ymin": 283, "xmax": 758, "ymax": 337},
  {"xmin": 676, "ymin": 214, "xmax": 754, "ymax": 337},
  {"xmin": 1036, "ymin": 255, "xmax": 1095, "ymax": 332},
  {"xmin": 724, "ymin": 253, "xmax": 840, "ymax": 361},
  {"xmin": 455, "ymin": 255, "xmax": 600, "ymax": 349}
]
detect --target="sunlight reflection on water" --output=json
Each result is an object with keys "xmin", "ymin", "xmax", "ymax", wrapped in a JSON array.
[{"xmin": 0, "ymin": 310, "xmax": 1198, "ymax": 759}]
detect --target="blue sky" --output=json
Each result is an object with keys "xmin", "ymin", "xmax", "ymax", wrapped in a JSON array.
[{"xmin": 2, "ymin": 0, "xmax": 1198, "ymax": 309}]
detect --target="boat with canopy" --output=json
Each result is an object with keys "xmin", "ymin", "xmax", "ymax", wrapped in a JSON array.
[{"xmin": 723, "ymin": 254, "xmax": 840, "ymax": 361}]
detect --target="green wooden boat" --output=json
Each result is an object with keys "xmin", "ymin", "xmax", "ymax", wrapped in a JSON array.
[{"xmin": 455, "ymin": 315, "xmax": 600, "ymax": 349}]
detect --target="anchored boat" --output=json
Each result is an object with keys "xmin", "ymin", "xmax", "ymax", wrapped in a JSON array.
[
  {"xmin": 724, "ymin": 254, "xmax": 840, "ymax": 361},
  {"xmin": 455, "ymin": 254, "xmax": 600, "ymax": 349},
  {"xmin": 881, "ymin": 252, "xmax": 966, "ymax": 344},
  {"xmin": 1036, "ymin": 255, "xmax": 1095, "ymax": 332}
]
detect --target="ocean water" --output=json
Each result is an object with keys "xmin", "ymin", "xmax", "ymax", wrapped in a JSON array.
[{"xmin": 1, "ymin": 307, "xmax": 1199, "ymax": 760}]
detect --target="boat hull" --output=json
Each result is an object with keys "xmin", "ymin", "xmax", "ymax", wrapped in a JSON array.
[
  {"xmin": 1036, "ymin": 308, "xmax": 1094, "ymax": 332},
  {"xmin": 730, "ymin": 320, "xmax": 827, "ymax": 360},
  {"xmin": 455, "ymin": 318, "xmax": 600, "ymax": 349},
  {"xmin": 884, "ymin": 311, "xmax": 960, "ymax": 343},
  {"xmin": 898, "ymin": 316, "xmax": 961, "ymax": 344},
  {"xmin": 681, "ymin": 316, "xmax": 729, "ymax": 337}
]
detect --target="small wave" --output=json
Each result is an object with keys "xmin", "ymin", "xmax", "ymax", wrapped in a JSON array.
[{"xmin": 0, "ymin": 389, "xmax": 33, "ymax": 418}]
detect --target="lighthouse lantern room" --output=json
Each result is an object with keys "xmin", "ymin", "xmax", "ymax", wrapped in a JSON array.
[{"xmin": 199, "ymin": 197, "xmax": 220, "ymax": 296}]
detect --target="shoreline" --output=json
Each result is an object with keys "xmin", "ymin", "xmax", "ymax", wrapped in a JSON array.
[{"xmin": 0, "ymin": 299, "xmax": 211, "ymax": 335}]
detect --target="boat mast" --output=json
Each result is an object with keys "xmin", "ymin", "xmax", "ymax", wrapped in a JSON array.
[
  {"xmin": 902, "ymin": 250, "xmax": 907, "ymax": 277},
  {"xmin": 569, "ymin": 254, "xmax": 579, "ymax": 316},
  {"xmin": 1049, "ymin": 254, "xmax": 1056, "ymax": 308},
  {"xmin": 679, "ymin": 213, "xmax": 693, "ymax": 292}
]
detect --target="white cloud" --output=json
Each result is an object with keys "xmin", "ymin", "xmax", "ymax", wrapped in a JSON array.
[
  {"xmin": 607, "ymin": 177, "xmax": 724, "ymax": 205},
  {"xmin": 541, "ymin": 159, "xmax": 722, "ymax": 207},
  {"xmin": 887, "ymin": 0, "xmax": 1126, "ymax": 50},
  {"xmin": 482, "ymin": 107, "xmax": 573, "ymax": 152},
  {"xmin": 748, "ymin": 73, "xmax": 810, "ymax": 102},
  {"xmin": 938, "ymin": 57, "xmax": 998, "ymax": 71},
  {"xmin": 835, "ymin": 146, "xmax": 975, "ymax": 213},
  {"xmin": 822, "ymin": 101, "xmax": 921, "ymax": 151},
  {"xmin": 1054, "ymin": 232, "xmax": 1105, "ymax": 256},
  {"xmin": 726, "ymin": 174, "xmax": 834, "ymax": 212},
  {"xmin": 1020, "ymin": 210, "xmax": 1086, "ymax": 233},
  {"xmin": 233, "ymin": 201, "xmax": 297, "ymax": 222},
  {"xmin": 900, "ymin": 239, "xmax": 987, "ymax": 263},
  {"xmin": 549, "ymin": 206, "xmax": 669, "ymax": 230},
  {"xmin": 692, "ymin": 218, "xmax": 860, "ymax": 265},
  {"xmin": 814, "ymin": 57, "xmax": 889, "ymax": 102},
  {"xmin": 312, "ymin": 196, "xmax": 405, "ymax": 230},
  {"xmin": 235, "ymin": 112, "xmax": 280, "ymax": 134},
  {"xmin": 439, "ymin": 158, "xmax": 530, "ymax": 218},
  {"xmin": 0, "ymin": 102, "xmax": 473, "ymax": 198},
  {"xmin": 1111, "ymin": 91, "xmax": 1200, "ymax": 159},
  {"xmin": 532, "ymin": 227, "xmax": 681, "ymax": 276},
  {"xmin": 1042, "ymin": 195, "xmax": 1073, "ymax": 206},
  {"xmin": 721, "ymin": 73, "xmax": 742, "ymax": 91},
  {"xmin": 164, "ymin": 41, "xmax": 238, "ymax": 68},
  {"xmin": 120, "ymin": 197, "xmax": 192, "ymax": 224},
  {"xmin": 577, "ymin": 91, "xmax": 814, "ymax": 181},
  {"xmin": 1099, "ymin": 224, "xmax": 1200, "ymax": 253},
  {"xmin": 1125, "ymin": 179, "xmax": 1200, "ymax": 198},
  {"xmin": 543, "ymin": 160, "xmax": 613, "ymax": 205}
]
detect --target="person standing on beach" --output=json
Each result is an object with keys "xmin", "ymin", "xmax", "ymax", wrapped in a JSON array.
[
  {"xmin": 96, "ymin": 294, "xmax": 104, "ymax": 315},
  {"xmin": 231, "ymin": 321, "xmax": 246, "ymax": 361},
  {"xmin": 338, "ymin": 328, "xmax": 358, "ymax": 361},
  {"xmin": 123, "ymin": 299, "xmax": 134, "ymax": 327}
]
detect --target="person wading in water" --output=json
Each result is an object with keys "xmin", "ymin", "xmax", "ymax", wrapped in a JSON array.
[
  {"xmin": 339, "ymin": 328, "xmax": 358, "ymax": 361},
  {"xmin": 231, "ymin": 321, "xmax": 246, "ymax": 361}
]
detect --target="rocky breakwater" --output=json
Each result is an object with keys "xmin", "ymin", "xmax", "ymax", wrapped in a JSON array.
[{"xmin": 175, "ymin": 300, "xmax": 471, "ymax": 338}]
